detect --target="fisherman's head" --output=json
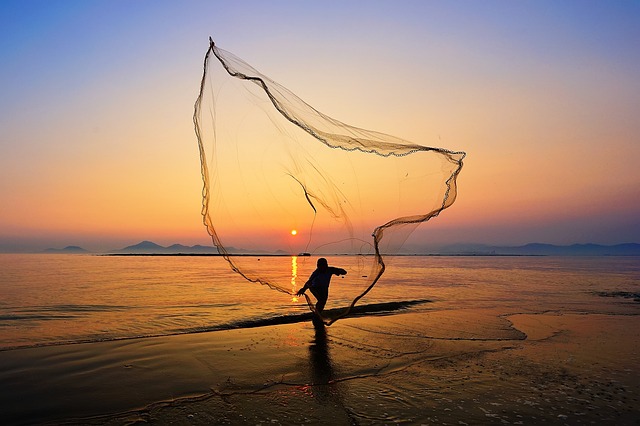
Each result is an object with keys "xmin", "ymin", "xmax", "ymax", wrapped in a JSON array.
[{"xmin": 317, "ymin": 257, "xmax": 328, "ymax": 269}]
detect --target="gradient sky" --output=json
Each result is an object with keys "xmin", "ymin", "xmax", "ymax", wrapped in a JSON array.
[{"xmin": 1, "ymin": 0, "xmax": 639, "ymax": 252}]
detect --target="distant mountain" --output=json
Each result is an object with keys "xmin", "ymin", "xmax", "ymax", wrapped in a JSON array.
[
  {"xmin": 117, "ymin": 240, "xmax": 165, "ymax": 253},
  {"xmin": 165, "ymin": 243, "xmax": 224, "ymax": 253},
  {"xmin": 434, "ymin": 243, "xmax": 640, "ymax": 256},
  {"xmin": 110, "ymin": 241, "xmax": 640, "ymax": 256},
  {"xmin": 43, "ymin": 245, "xmax": 89, "ymax": 254},
  {"xmin": 114, "ymin": 241, "xmax": 230, "ymax": 254}
]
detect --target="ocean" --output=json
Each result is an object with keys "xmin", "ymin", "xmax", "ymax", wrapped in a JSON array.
[{"xmin": 1, "ymin": 253, "xmax": 638, "ymax": 351}]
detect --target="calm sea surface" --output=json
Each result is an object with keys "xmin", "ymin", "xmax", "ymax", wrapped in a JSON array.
[{"xmin": 0, "ymin": 254, "xmax": 638, "ymax": 351}]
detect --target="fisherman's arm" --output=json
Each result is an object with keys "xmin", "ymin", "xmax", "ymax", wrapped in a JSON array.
[
  {"xmin": 331, "ymin": 267, "xmax": 347, "ymax": 276},
  {"xmin": 296, "ymin": 281, "xmax": 310, "ymax": 296},
  {"xmin": 297, "ymin": 271, "xmax": 317, "ymax": 296}
]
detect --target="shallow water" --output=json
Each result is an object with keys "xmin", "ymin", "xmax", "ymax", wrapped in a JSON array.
[{"xmin": 0, "ymin": 254, "xmax": 638, "ymax": 350}]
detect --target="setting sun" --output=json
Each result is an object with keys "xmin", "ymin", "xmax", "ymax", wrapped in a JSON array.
[{"xmin": 290, "ymin": 229, "xmax": 297, "ymax": 236}]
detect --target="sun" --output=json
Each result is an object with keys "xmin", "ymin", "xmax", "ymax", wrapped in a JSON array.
[{"xmin": 290, "ymin": 229, "xmax": 297, "ymax": 236}]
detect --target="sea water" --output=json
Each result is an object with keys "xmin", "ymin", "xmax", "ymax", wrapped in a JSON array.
[
  {"xmin": 1, "ymin": 253, "xmax": 640, "ymax": 425},
  {"xmin": 0, "ymin": 253, "xmax": 638, "ymax": 351}
]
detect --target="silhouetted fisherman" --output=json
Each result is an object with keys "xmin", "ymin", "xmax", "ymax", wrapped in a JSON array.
[{"xmin": 297, "ymin": 258, "xmax": 347, "ymax": 314}]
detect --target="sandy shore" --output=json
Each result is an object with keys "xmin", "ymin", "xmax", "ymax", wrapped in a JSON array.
[{"xmin": 1, "ymin": 308, "xmax": 639, "ymax": 425}]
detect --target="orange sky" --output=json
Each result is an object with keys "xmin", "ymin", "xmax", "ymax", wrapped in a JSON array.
[{"xmin": 1, "ymin": 1, "xmax": 639, "ymax": 252}]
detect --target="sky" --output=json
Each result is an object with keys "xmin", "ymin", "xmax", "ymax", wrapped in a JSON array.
[{"xmin": 1, "ymin": 0, "xmax": 639, "ymax": 252}]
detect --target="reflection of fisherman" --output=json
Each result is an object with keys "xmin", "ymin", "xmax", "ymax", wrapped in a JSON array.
[{"xmin": 297, "ymin": 258, "xmax": 347, "ymax": 313}]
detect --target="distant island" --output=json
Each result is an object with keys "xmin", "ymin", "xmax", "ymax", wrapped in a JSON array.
[
  {"xmin": 39, "ymin": 241, "xmax": 640, "ymax": 256},
  {"xmin": 42, "ymin": 245, "xmax": 89, "ymax": 254},
  {"xmin": 114, "ymin": 240, "xmax": 220, "ymax": 254},
  {"xmin": 110, "ymin": 240, "xmax": 289, "ymax": 255},
  {"xmin": 424, "ymin": 242, "xmax": 640, "ymax": 257}
]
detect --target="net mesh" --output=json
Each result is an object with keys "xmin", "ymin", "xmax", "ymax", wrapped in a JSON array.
[{"xmin": 194, "ymin": 38, "xmax": 465, "ymax": 324}]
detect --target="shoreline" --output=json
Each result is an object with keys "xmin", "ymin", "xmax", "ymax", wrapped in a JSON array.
[
  {"xmin": 1, "ymin": 308, "xmax": 638, "ymax": 425},
  {"xmin": 0, "ymin": 300, "xmax": 432, "ymax": 353}
]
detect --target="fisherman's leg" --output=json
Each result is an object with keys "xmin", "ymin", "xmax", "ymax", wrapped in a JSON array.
[
  {"xmin": 310, "ymin": 287, "xmax": 328, "ymax": 313},
  {"xmin": 315, "ymin": 296, "xmax": 327, "ymax": 313}
]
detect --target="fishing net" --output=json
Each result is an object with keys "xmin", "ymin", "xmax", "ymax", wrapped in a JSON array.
[{"xmin": 194, "ymin": 38, "xmax": 465, "ymax": 324}]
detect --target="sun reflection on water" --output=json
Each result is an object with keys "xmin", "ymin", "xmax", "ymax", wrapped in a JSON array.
[{"xmin": 291, "ymin": 255, "xmax": 299, "ymax": 303}]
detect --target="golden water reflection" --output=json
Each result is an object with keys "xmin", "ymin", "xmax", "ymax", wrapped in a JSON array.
[{"xmin": 291, "ymin": 255, "xmax": 299, "ymax": 302}]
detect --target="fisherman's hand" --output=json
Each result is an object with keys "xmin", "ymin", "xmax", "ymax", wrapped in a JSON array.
[{"xmin": 296, "ymin": 288, "xmax": 306, "ymax": 296}]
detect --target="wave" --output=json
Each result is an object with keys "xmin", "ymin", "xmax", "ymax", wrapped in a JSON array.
[
  {"xmin": 0, "ymin": 304, "xmax": 132, "ymax": 323},
  {"xmin": 593, "ymin": 291, "xmax": 640, "ymax": 302},
  {"xmin": 185, "ymin": 299, "xmax": 432, "ymax": 333},
  {"xmin": 0, "ymin": 299, "xmax": 431, "ymax": 352}
]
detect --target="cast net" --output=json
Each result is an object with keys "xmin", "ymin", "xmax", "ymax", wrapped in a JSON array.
[{"xmin": 194, "ymin": 38, "xmax": 465, "ymax": 324}]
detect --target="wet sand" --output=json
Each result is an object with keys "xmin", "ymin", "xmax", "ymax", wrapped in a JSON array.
[{"xmin": 1, "ymin": 307, "xmax": 638, "ymax": 425}]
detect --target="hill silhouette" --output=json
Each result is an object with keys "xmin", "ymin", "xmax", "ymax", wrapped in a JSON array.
[
  {"xmin": 108, "ymin": 241, "xmax": 640, "ymax": 256},
  {"xmin": 43, "ymin": 245, "xmax": 89, "ymax": 254},
  {"xmin": 431, "ymin": 242, "xmax": 640, "ymax": 256},
  {"xmin": 113, "ymin": 241, "xmax": 222, "ymax": 254}
]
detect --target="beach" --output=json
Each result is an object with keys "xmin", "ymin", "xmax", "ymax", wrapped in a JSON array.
[
  {"xmin": 1, "ymin": 255, "xmax": 638, "ymax": 424},
  {"xmin": 2, "ymin": 308, "xmax": 639, "ymax": 424}
]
